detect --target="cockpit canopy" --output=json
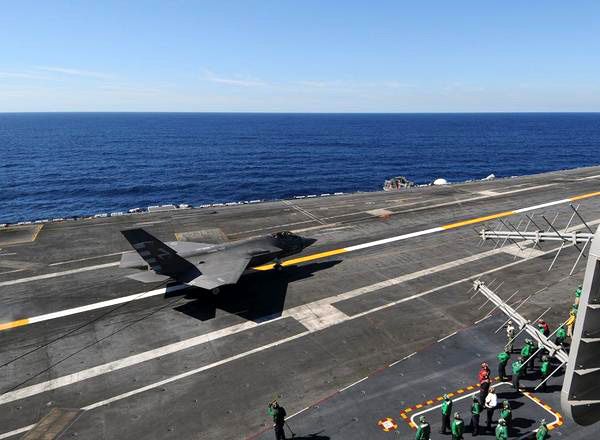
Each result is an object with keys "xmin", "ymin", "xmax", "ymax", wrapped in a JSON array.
[{"xmin": 272, "ymin": 231, "xmax": 297, "ymax": 239}]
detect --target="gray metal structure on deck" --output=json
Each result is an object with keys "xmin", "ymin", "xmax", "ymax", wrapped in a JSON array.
[
  {"xmin": 561, "ymin": 225, "xmax": 600, "ymax": 425},
  {"xmin": 471, "ymin": 280, "xmax": 569, "ymax": 365}
]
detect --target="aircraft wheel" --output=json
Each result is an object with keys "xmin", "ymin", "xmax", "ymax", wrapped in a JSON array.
[{"xmin": 211, "ymin": 287, "xmax": 220, "ymax": 295}]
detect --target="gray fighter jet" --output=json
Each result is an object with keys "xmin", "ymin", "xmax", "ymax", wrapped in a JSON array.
[{"xmin": 120, "ymin": 228, "xmax": 317, "ymax": 291}]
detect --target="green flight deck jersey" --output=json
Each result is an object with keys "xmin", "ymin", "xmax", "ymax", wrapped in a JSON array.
[
  {"xmin": 471, "ymin": 400, "xmax": 482, "ymax": 415},
  {"xmin": 500, "ymin": 408, "xmax": 512, "ymax": 424},
  {"xmin": 451, "ymin": 418, "xmax": 464, "ymax": 437},
  {"xmin": 541, "ymin": 360, "xmax": 550, "ymax": 377},
  {"xmin": 415, "ymin": 422, "xmax": 430, "ymax": 440},
  {"xmin": 536, "ymin": 423, "xmax": 549, "ymax": 439},
  {"xmin": 512, "ymin": 360, "xmax": 523, "ymax": 375},
  {"xmin": 495, "ymin": 424, "xmax": 508, "ymax": 440},
  {"xmin": 441, "ymin": 399, "xmax": 453, "ymax": 415},
  {"xmin": 497, "ymin": 351, "xmax": 510, "ymax": 365}
]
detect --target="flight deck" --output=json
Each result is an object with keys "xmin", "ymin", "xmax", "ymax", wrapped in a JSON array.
[{"xmin": 1, "ymin": 166, "xmax": 600, "ymax": 439}]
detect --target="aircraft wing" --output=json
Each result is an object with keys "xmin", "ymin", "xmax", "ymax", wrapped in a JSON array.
[{"xmin": 187, "ymin": 254, "xmax": 252, "ymax": 290}]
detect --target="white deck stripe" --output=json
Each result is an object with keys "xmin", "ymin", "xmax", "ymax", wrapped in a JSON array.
[
  {"xmin": 513, "ymin": 198, "xmax": 570, "ymax": 213},
  {"xmin": 27, "ymin": 284, "xmax": 188, "ymax": 325},
  {"xmin": 48, "ymin": 252, "xmax": 127, "ymax": 266},
  {"xmin": 0, "ymin": 262, "xmax": 119, "ymax": 288},
  {"xmin": 345, "ymin": 227, "xmax": 444, "ymax": 251},
  {"xmin": 0, "ymin": 425, "xmax": 34, "ymax": 440},
  {"xmin": 437, "ymin": 331, "xmax": 458, "ymax": 342},
  {"xmin": 338, "ymin": 376, "xmax": 369, "ymax": 392}
]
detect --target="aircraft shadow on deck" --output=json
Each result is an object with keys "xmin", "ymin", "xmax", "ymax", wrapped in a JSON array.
[{"xmin": 171, "ymin": 260, "xmax": 342, "ymax": 323}]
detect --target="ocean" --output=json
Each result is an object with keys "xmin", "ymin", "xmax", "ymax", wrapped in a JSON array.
[{"xmin": 1, "ymin": 113, "xmax": 599, "ymax": 224}]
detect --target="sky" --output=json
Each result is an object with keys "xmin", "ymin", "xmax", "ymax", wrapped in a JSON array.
[{"xmin": 1, "ymin": 1, "xmax": 599, "ymax": 112}]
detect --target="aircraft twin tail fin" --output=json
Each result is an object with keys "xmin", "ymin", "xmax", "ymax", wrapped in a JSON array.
[{"xmin": 121, "ymin": 228, "xmax": 198, "ymax": 279}]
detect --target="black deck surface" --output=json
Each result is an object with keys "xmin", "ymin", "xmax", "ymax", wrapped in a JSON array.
[{"xmin": 0, "ymin": 166, "xmax": 599, "ymax": 439}]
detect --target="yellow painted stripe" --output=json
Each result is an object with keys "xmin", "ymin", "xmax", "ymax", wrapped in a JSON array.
[
  {"xmin": 441, "ymin": 211, "xmax": 515, "ymax": 230},
  {"xmin": 0, "ymin": 319, "xmax": 30, "ymax": 331},
  {"xmin": 31, "ymin": 224, "xmax": 44, "ymax": 242},
  {"xmin": 253, "ymin": 248, "xmax": 347, "ymax": 271},
  {"xmin": 569, "ymin": 191, "xmax": 600, "ymax": 202},
  {"xmin": 415, "ymin": 404, "xmax": 423, "ymax": 409}
]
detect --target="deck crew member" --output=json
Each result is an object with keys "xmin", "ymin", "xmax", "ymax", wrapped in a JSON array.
[
  {"xmin": 536, "ymin": 419, "xmax": 549, "ymax": 440},
  {"xmin": 451, "ymin": 412, "xmax": 464, "ymax": 440},
  {"xmin": 416, "ymin": 415, "xmax": 431, "ymax": 440},
  {"xmin": 566, "ymin": 306, "xmax": 577, "ymax": 337},
  {"xmin": 497, "ymin": 350, "xmax": 510, "ymax": 380},
  {"xmin": 470, "ymin": 395, "xmax": 482, "ymax": 436},
  {"xmin": 505, "ymin": 321, "xmax": 515, "ymax": 353},
  {"xmin": 520, "ymin": 340, "xmax": 533, "ymax": 373},
  {"xmin": 554, "ymin": 326, "xmax": 567, "ymax": 346},
  {"xmin": 537, "ymin": 319, "xmax": 550, "ymax": 337},
  {"xmin": 440, "ymin": 394, "xmax": 453, "ymax": 434},
  {"xmin": 499, "ymin": 401, "xmax": 512, "ymax": 429},
  {"xmin": 575, "ymin": 284, "xmax": 582, "ymax": 305},
  {"xmin": 479, "ymin": 373, "xmax": 491, "ymax": 406},
  {"xmin": 478, "ymin": 362, "xmax": 490, "ymax": 383},
  {"xmin": 484, "ymin": 387, "xmax": 497, "ymax": 433},
  {"xmin": 495, "ymin": 418, "xmax": 508, "ymax": 440},
  {"xmin": 539, "ymin": 355, "xmax": 550, "ymax": 392},
  {"xmin": 267, "ymin": 400, "xmax": 287, "ymax": 440},
  {"xmin": 512, "ymin": 357, "xmax": 524, "ymax": 390}
]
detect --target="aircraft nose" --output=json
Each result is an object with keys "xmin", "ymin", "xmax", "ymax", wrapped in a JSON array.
[{"xmin": 302, "ymin": 237, "xmax": 317, "ymax": 248}]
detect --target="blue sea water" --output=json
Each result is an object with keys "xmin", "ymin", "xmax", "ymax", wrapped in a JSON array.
[{"xmin": 1, "ymin": 113, "xmax": 599, "ymax": 224}]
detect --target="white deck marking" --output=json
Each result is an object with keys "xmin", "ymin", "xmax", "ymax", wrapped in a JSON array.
[
  {"xmin": 0, "ymin": 262, "xmax": 120, "ymax": 287},
  {"xmin": 477, "ymin": 190, "xmax": 500, "ymax": 196},
  {"xmin": 283, "ymin": 200, "xmax": 327, "ymax": 225},
  {"xmin": 0, "ymin": 425, "xmax": 34, "ymax": 440},
  {"xmin": 437, "ymin": 331, "xmax": 458, "ymax": 342},
  {"xmin": 0, "ymin": 269, "xmax": 26, "ymax": 276},
  {"xmin": 577, "ymin": 174, "xmax": 600, "ymax": 180},
  {"xmin": 338, "ymin": 376, "xmax": 369, "ymax": 392},
  {"xmin": 513, "ymin": 198, "xmax": 571, "ymax": 213},
  {"xmin": 501, "ymin": 243, "xmax": 545, "ymax": 259},
  {"xmin": 27, "ymin": 284, "xmax": 188, "ymax": 325},
  {"xmin": 288, "ymin": 303, "xmax": 349, "ymax": 332},
  {"xmin": 48, "ymin": 252, "xmax": 127, "ymax": 266},
  {"xmin": 344, "ymin": 227, "xmax": 444, "ymax": 251}
]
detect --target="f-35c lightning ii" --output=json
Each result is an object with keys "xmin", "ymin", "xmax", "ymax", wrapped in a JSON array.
[{"xmin": 120, "ymin": 228, "xmax": 317, "ymax": 291}]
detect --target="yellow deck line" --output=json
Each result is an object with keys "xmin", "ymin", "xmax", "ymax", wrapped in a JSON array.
[
  {"xmin": 441, "ymin": 211, "xmax": 515, "ymax": 230},
  {"xmin": 0, "ymin": 319, "xmax": 30, "ymax": 331},
  {"xmin": 569, "ymin": 191, "xmax": 600, "ymax": 202},
  {"xmin": 253, "ymin": 248, "xmax": 347, "ymax": 271}
]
